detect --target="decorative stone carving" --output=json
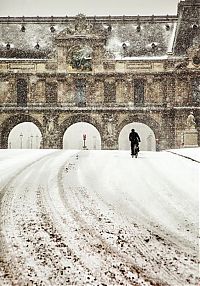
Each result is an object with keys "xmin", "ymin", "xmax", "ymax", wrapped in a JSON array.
[
  {"xmin": 74, "ymin": 14, "xmax": 93, "ymax": 34},
  {"xmin": 186, "ymin": 111, "xmax": 196, "ymax": 130},
  {"xmin": 47, "ymin": 117, "xmax": 55, "ymax": 134},
  {"xmin": 107, "ymin": 115, "xmax": 114, "ymax": 138},
  {"xmin": 101, "ymin": 114, "xmax": 118, "ymax": 149},
  {"xmin": 70, "ymin": 46, "xmax": 92, "ymax": 71},
  {"xmin": 183, "ymin": 111, "xmax": 198, "ymax": 148},
  {"xmin": 55, "ymin": 14, "xmax": 107, "ymax": 72},
  {"xmin": 56, "ymin": 14, "xmax": 107, "ymax": 38},
  {"xmin": 174, "ymin": 59, "xmax": 189, "ymax": 70},
  {"xmin": 44, "ymin": 115, "xmax": 59, "ymax": 148}
]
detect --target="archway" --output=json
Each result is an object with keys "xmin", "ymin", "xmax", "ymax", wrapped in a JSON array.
[
  {"xmin": 118, "ymin": 122, "xmax": 156, "ymax": 151},
  {"xmin": 8, "ymin": 122, "xmax": 42, "ymax": 149},
  {"xmin": 1, "ymin": 114, "xmax": 43, "ymax": 149},
  {"xmin": 63, "ymin": 122, "xmax": 101, "ymax": 150}
]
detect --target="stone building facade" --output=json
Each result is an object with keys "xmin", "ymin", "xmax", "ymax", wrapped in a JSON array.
[{"xmin": 0, "ymin": 0, "xmax": 199, "ymax": 150}]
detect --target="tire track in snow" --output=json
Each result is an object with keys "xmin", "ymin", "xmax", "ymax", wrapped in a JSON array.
[
  {"xmin": 26, "ymin": 151, "xmax": 109, "ymax": 285},
  {"xmin": 1, "ymin": 151, "xmax": 108, "ymax": 285},
  {"xmin": 120, "ymin": 157, "xmax": 198, "ymax": 286},
  {"xmin": 55, "ymin": 153, "xmax": 170, "ymax": 286},
  {"xmin": 139, "ymin": 155, "xmax": 198, "ymax": 249},
  {"xmin": 41, "ymin": 153, "xmax": 135, "ymax": 285},
  {"xmin": 0, "ymin": 151, "xmax": 71, "ymax": 285},
  {"xmin": 36, "ymin": 186, "xmax": 99, "ymax": 285},
  {"xmin": 0, "ymin": 151, "xmax": 58, "ymax": 285},
  {"xmin": 75, "ymin": 154, "xmax": 187, "ymax": 286},
  {"xmin": 6, "ymin": 151, "xmax": 98, "ymax": 285},
  {"xmin": 71, "ymin": 153, "xmax": 177, "ymax": 284},
  {"xmin": 0, "ymin": 150, "xmax": 198, "ymax": 286},
  {"xmin": 64, "ymin": 184, "xmax": 181, "ymax": 286},
  {"xmin": 62, "ymin": 151, "xmax": 198, "ymax": 286}
]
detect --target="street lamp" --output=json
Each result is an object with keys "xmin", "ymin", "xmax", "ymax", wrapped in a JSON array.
[
  {"xmin": 20, "ymin": 133, "xmax": 23, "ymax": 149},
  {"xmin": 30, "ymin": 134, "xmax": 33, "ymax": 149},
  {"xmin": 83, "ymin": 134, "xmax": 87, "ymax": 150},
  {"xmin": 93, "ymin": 136, "xmax": 97, "ymax": 150},
  {"xmin": 27, "ymin": 137, "xmax": 30, "ymax": 148},
  {"xmin": 36, "ymin": 134, "xmax": 39, "ymax": 149}
]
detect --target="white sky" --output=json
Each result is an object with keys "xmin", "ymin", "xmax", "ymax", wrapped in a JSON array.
[{"xmin": 0, "ymin": 0, "xmax": 180, "ymax": 17}]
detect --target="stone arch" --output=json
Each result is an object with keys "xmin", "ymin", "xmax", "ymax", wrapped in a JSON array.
[
  {"xmin": 117, "ymin": 114, "xmax": 161, "ymax": 151},
  {"xmin": 0, "ymin": 114, "xmax": 43, "ymax": 149},
  {"xmin": 119, "ymin": 122, "xmax": 156, "ymax": 151},
  {"xmin": 59, "ymin": 113, "xmax": 103, "ymax": 149},
  {"xmin": 63, "ymin": 122, "xmax": 101, "ymax": 150}
]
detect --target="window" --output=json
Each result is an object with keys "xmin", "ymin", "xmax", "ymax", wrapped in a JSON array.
[
  {"xmin": 75, "ymin": 79, "xmax": 86, "ymax": 106},
  {"xmin": 134, "ymin": 79, "xmax": 144, "ymax": 106},
  {"xmin": 191, "ymin": 78, "xmax": 200, "ymax": 104},
  {"xmin": 45, "ymin": 82, "xmax": 58, "ymax": 104},
  {"xmin": 17, "ymin": 78, "xmax": 28, "ymax": 107},
  {"xmin": 104, "ymin": 81, "xmax": 116, "ymax": 103}
]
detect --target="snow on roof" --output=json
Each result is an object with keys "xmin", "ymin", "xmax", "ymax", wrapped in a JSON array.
[{"xmin": 0, "ymin": 20, "xmax": 178, "ymax": 59}]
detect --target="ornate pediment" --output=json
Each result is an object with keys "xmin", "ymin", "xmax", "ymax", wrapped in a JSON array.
[
  {"xmin": 56, "ymin": 14, "xmax": 107, "ymax": 40},
  {"xmin": 55, "ymin": 14, "xmax": 108, "ymax": 71}
]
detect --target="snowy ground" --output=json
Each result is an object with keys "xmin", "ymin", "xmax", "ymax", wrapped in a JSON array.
[{"xmin": 0, "ymin": 148, "xmax": 199, "ymax": 286}]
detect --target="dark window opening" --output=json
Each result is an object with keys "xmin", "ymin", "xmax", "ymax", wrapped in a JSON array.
[
  {"xmin": 45, "ymin": 82, "xmax": 58, "ymax": 104},
  {"xmin": 191, "ymin": 78, "xmax": 200, "ymax": 105},
  {"xmin": 17, "ymin": 78, "xmax": 28, "ymax": 107},
  {"xmin": 134, "ymin": 79, "xmax": 144, "ymax": 106},
  {"xmin": 104, "ymin": 81, "xmax": 116, "ymax": 103},
  {"xmin": 75, "ymin": 79, "xmax": 86, "ymax": 106}
]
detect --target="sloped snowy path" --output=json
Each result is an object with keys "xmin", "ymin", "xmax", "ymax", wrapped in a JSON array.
[{"xmin": 0, "ymin": 149, "xmax": 199, "ymax": 286}]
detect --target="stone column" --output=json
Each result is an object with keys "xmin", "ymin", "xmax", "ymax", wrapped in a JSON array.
[
  {"xmin": 160, "ymin": 109, "xmax": 176, "ymax": 149},
  {"xmin": 92, "ymin": 43, "xmax": 104, "ymax": 73},
  {"xmin": 57, "ymin": 46, "xmax": 66, "ymax": 73},
  {"xmin": 165, "ymin": 77, "xmax": 175, "ymax": 107}
]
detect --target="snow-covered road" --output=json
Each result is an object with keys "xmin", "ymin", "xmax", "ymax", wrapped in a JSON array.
[{"xmin": 0, "ymin": 149, "xmax": 199, "ymax": 286}]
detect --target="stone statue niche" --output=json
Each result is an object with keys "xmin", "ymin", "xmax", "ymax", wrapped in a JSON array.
[
  {"xmin": 186, "ymin": 111, "xmax": 196, "ymax": 130},
  {"xmin": 44, "ymin": 115, "xmax": 59, "ymax": 148},
  {"xmin": 183, "ymin": 111, "xmax": 198, "ymax": 148}
]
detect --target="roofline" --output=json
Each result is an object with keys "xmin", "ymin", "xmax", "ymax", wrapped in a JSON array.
[
  {"xmin": 0, "ymin": 55, "xmax": 187, "ymax": 63},
  {"xmin": 0, "ymin": 15, "xmax": 178, "ymax": 24}
]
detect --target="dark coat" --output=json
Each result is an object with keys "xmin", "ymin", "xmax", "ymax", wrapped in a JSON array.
[{"xmin": 129, "ymin": 130, "xmax": 141, "ymax": 144}]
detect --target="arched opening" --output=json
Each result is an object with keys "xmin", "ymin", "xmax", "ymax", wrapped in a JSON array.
[
  {"xmin": 118, "ymin": 122, "xmax": 156, "ymax": 151},
  {"xmin": 8, "ymin": 122, "xmax": 42, "ymax": 149},
  {"xmin": 1, "ymin": 114, "xmax": 43, "ymax": 149},
  {"xmin": 63, "ymin": 122, "xmax": 101, "ymax": 150}
]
